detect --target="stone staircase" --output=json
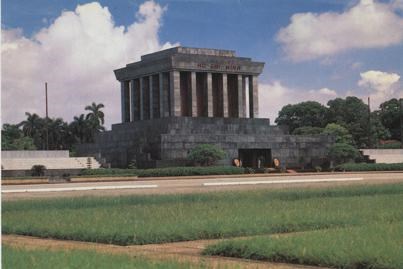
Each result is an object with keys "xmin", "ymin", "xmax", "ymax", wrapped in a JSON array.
[{"xmin": 360, "ymin": 149, "xmax": 403, "ymax": 164}]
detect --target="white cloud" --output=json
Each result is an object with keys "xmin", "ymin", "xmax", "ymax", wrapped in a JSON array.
[
  {"xmin": 358, "ymin": 70, "xmax": 402, "ymax": 107},
  {"xmin": 358, "ymin": 70, "xmax": 400, "ymax": 91},
  {"xmin": 1, "ymin": 1, "xmax": 178, "ymax": 128},
  {"xmin": 311, "ymin": 87, "xmax": 338, "ymax": 97},
  {"xmin": 277, "ymin": 0, "xmax": 403, "ymax": 62},
  {"xmin": 259, "ymin": 81, "xmax": 339, "ymax": 122}
]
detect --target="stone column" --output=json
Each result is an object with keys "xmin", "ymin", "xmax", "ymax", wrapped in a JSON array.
[
  {"xmin": 222, "ymin": 73, "xmax": 228, "ymax": 117},
  {"xmin": 139, "ymin": 77, "xmax": 144, "ymax": 120},
  {"xmin": 159, "ymin": 73, "xmax": 164, "ymax": 118},
  {"xmin": 149, "ymin": 75, "xmax": 153, "ymax": 119},
  {"xmin": 207, "ymin": 73, "xmax": 213, "ymax": 117},
  {"xmin": 170, "ymin": 70, "xmax": 181, "ymax": 116},
  {"xmin": 237, "ymin": 75, "xmax": 243, "ymax": 118},
  {"xmin": 120, "ymin": 81, "xmax": 127, "ymax": 122},
  {"xmin": 130, "ymin": 79, "xmax": 136, "ymax": 121},
  {"xmin": 242, "ymin": 75, "xmax": 247, "ymax": 118},
  {"xmin": 249, "ymin": 75, "xmax": 259, "ymax": 118},
  {"xmin": 191, "ymin": 72, "xmax": 197, "ymax": 117}
]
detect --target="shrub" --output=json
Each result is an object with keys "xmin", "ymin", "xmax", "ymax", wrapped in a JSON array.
[
  {"xmin": 336, "ymin": 162, "xmax": 403, "ymax": 172},
  {"xmin": 292, "ymin": 126, "xmax": 324, "ymax": 135},
  {"xmin": 328, "ymin": 143, "xmax": 360, "ymax": 165},
  {"xmin": 187, "ymin": 144, "xmax": 226, "ymax": 166},
  {"xmin": 31, "ymin": 165, "xmax": 46, "ymax": 177},
  {"xmin": 138, "ymin": 166, "xmax": 245, "ymax": 177}
]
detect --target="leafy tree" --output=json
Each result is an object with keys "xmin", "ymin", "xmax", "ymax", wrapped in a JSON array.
[
  {"xmin": 275, "ymin": 101, "xmax": 328, "ymax": 133},
  {"xmin": 188, "ymin": 144, "xmax": 225, "ymax": 166},
  {"xmin": 2, "ymin": 124, "xmax": 36, "ymax": 150},
  {"xmin": 292, "ymin": 126, "xmax": 324, "ymax": 135},
  {"xmin": 328, "ymin": 143, "xmax": 360, "ymax": 166},
  {"xmin": 9, "ymin": 136, "xmax": 37, "ymax": 150},
  {"xmin": 322, "ymin": 123, "xmax": 354, "ymax": 145},
  {"xmin": 378, "ymin": 98, "xmax": 401, "ymax": 141},
  {"xmin": 326, "ymin": 97, "xmax": 370, "ymax": 148},
  {"xmin": 1, "ymin": 123, "xmax": 23, "ymax": 150},
  {"xmin": 370, "ymin": 111, "xmax": 391, "ymax": 146}
]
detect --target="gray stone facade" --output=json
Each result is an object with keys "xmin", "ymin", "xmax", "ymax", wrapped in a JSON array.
[
  {"xmin": 77, "ymin": 117, "xmax": 334, "ymax": 169},
  {"xmin": 76, "ymin": 47, "xmax": 334, "ymax": 168}
]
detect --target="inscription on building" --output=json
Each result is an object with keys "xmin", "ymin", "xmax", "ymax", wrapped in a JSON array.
[{"xmin": 197, "ymin": 63, "xmax": 241, "ymax": 71}]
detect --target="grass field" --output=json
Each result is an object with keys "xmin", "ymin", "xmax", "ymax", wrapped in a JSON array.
[
  {"xmin": 2, "ymin": 245, "xmax": 206, "ymax": 269},
  {"xmin": 204, "ymin": 223, "xmax": 403, "ymax": 269},
  {"xmin": 3, "ymin": 183, "xmax": 403, "ymax": 245}
]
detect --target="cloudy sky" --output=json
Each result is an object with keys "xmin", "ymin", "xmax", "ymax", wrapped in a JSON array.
[{"xmin": 2, "ymin": 0, "xmax": 403, "ymax": 128}]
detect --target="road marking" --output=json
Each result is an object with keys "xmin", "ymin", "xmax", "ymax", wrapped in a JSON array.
[
  {"xmin": 203, "ymin": 177, "xmax": 364, "ymax": 186},
  {"xmin": 2, "ymin": 185, "xmax": 158, "ymax": 193}
]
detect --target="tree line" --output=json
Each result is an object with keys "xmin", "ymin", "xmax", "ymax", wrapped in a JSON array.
[
  {"xmin": 2, "ymin": 97, "xmax": 402, "ymax": 156},
  {"xmin": 2, "ymin": 102, "xmax": 105, "ymax": 152},
  {"xmin": 275, "ymin": 97, "xmax": 402, "ymax": 165},
  {"xmin": 275, "ymin": 97, "xmax": 402, "ymax": 149}
]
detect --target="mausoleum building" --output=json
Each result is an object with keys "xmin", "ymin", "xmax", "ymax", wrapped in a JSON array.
[
  {"xmin": 77, "ymin": 47, "xmax": 333, "ymax": 168},
  {"xmin": 116, "ymin": 46, "xmax": 262, "ymax": 122}
]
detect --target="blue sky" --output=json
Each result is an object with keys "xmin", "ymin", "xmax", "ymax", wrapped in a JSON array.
[{"xmin": 2, "ymin": 0, "xmax": 403, "ymax": 127}]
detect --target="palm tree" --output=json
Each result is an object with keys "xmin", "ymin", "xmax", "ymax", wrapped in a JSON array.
[
  {"xmin": 18, "ymin": 112, "xmax": 42, "ymax": 137},
  {"xmin": 85, "ymin": 102, "xmax": 105, "ymax": 132},
  {"xmin": 47, "ymin": 118, "xmax": 68, "ymax": 149},
  {"xmin": 18, "ymin": 112, "xmax": 45, "ymax": 149},
  {"xmin": 71, "ymin": 114, "xmax": 90, "ymax": 143}
]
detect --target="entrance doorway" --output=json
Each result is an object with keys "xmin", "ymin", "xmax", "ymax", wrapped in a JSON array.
[{"xmin": 238, "ymin": 149, "xmax": 272, "ymax": 168}]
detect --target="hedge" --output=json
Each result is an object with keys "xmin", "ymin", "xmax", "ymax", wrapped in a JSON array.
[
  {"xmin": 2, "ymin": 176, "xmax": 48, "ymax": 180},
  {"xmin": 336, "ymin": 163, "xmax": 403, "ymax": 172},
  {"xmin": 79, "ymin": 168, "xmax": 140, "ymax": 177},
  {"xmin": 377, "ymin": 142, "xmax": 402, "ymax": 149},
  {"xmin": 138, "ymin": 166, "xmax": 245, "ymax": 177}
]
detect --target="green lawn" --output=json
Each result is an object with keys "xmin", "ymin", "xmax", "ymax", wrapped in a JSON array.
[
  {"xmin": 2, "ymin": 245, "xmax": 205, "ymax": 269},
  {"xmin": 204, "ymin": 223, "xmax": 403, "ymax": 269},
  {"xmin": 3, "ymin": 183, "xmax": 403, "ymax": 245}
]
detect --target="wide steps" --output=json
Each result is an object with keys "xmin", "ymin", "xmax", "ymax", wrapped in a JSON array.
[{"xmin": 2, "ymin": 157, "xmax": 101, "ymax": 170}]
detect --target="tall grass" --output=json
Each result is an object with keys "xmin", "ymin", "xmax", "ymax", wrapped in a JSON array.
[
  {"xmin": 2, "ymin": 245, "xmax": 205, "ymax": 269},
  {"xmin": 3, "ymin": 183, "xmax": 403, "ymax": 245},
  {"xmin": 204, "ymin": 223, "xmax": 403, "ymax": 269}
]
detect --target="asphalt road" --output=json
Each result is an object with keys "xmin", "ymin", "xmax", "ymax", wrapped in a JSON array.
[{"xmin": 2, "ymin": 172, "xmax": 403, "ymax": 201}]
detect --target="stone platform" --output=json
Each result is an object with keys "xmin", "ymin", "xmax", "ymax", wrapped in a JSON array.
[{"xmin": 76, "ymin": 117, "xmax": 334, "ymax": 169}]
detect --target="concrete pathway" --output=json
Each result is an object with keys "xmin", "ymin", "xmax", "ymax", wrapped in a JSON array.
[{"xmin": 2, "ymin": 172, "xmax": 403, "ymax": 201}]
